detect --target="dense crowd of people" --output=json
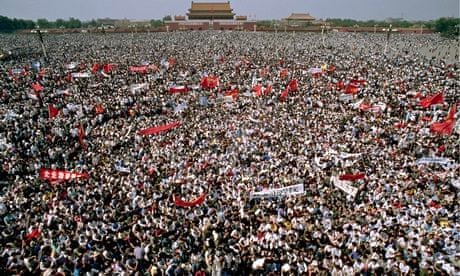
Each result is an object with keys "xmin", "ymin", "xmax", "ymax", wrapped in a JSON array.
[{"xmin": 0, "ymin": 31, "xmax": 459, "ymax": 275}]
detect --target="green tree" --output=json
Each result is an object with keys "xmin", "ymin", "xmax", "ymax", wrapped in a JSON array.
[
  {"xmin": 162, "ymin": 15, "xmax": 172, "ymax": 22},
  {"xmin": 434, "ymin": 17, "xmax": 460, "ymax": 38},
  {"xmin": 37, "ymin": 18, "xmax": 53, "ymax": 28},
  {"xmin": 150, "ymin": 19, "xmax": 163, "ymax": 27}
]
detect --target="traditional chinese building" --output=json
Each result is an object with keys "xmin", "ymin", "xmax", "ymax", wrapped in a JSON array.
[
  {"xmin": 284, "ymin": 13, "xmax": 316, "ymax": 23},
  {"xmin": 165, "ymin": 1, "xmax": 255, "ymax": 31},
  {"xmin": 187, "ymin": 1, "xmax": 235, "ymax": 20}
]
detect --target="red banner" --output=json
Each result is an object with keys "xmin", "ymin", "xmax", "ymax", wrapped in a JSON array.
[
  {"xmin": 339, "ymin": 173, "xmax": 365, "ymax": 181},
  {"xmin": 78, "ymin": 124, "xmax": 87, "ymax": 150},
  {"xmin": 169, "ymin": 86, "xmax": 190, "ymax": 94},
  {"xmin": 173, "ymin": 193, "xmax": 207, "ymax": 208},
  {"xmin": 419, "ymin": 92, "xmax": 444, "ymax": 108},
  {"xmin": 280, "ymin": 88, "xmax": 289, "ymax": 102},
  {"xmin": 252, "ymin": 84, "xmax": 262, "ymax": 97},
  {"xmin": 129, "ymin": 66, "xmax": 148, "ymax": 73},
  {"xmin": 138, "ymin": 121, "xmax": 181, "ymax": 136},
  {"xmin": 39, "ymin": 168, "xmax": 89, "ymax": 181}
]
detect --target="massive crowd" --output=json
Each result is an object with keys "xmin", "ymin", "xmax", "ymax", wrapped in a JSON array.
[{"xmin": 0, "ymin": 31, "xmax": 459, "ymax": 275}]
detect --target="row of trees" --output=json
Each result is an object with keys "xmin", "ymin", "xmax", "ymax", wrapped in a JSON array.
[{"xmin": 0, "ymin": 15, "xmax": 458, "ymax": 38}]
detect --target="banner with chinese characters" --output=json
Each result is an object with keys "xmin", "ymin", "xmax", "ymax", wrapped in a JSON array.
[{"xmin": 39, "ymin": 168, "xmax": 89, "ymax": 182}]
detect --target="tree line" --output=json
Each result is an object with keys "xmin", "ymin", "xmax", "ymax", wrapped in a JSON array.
[{"xmin": 0, "ymin": 15, "xmax": 458, "ymax": 38}]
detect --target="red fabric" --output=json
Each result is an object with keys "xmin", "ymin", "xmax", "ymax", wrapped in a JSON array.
[
  {"xmin": 345, "ymin": 83, "xmax": 359, "ymax": 94},
  {"xmin": 25, "ymin": 229, "xmax": 40, "ymax": 241},
  {"xmin": 350, "ymin": 79, "xmax": 366, "ymax": 85},
  {"xmin": 169, "ymin": 86, "xmax": 190, "ymax": 94},
  {"xmin": 200, "ymin": 76, "xmax": 220, "ymax": 89},
  {"xmin": 95, "ymin": 104, "xmax": 105, "ymax": 114},
  {"xmin": 173, "ymin": 193, "xmax": 207, "ymax": 208},
  {"xmin": 168, "ymin": 57, "xmax": 177, "ymax": 67},
  {"xmin": 419, "ymin": 92, "xmax": 444, "ymax": 108},
  {"xmin": 428, "ymin": 200, "xmax": 441, "ymax": 209},
  {"xmin": 430, "ymin": 105, "xmax": 456, "ymax": 136},
  {"xmin": 438, "ymin": 145, "xmax": 446, "ymax": 153},
  {"xmin": 129, "ymin": 66, "xmax": 148, "ymax": 73},
  {"xmin": 225, "ymin": 88, "xmax": 239, "ymax": 100},
  {"xmin": 103, "ymin": 63, "xmax": 117, "ymax": 73},
  {"xmin": 336, "ymin": 81, "xmax": 345, "ymax": 90},
  {"xmin": 48, "ymin": 104, "xmax": 59, "ymax": 119},
  {"xmin": 39, "ymin": 168, "xmax": 89, "ymax": 181},
  {"xmin": 252, "ymin": 84, "xmax": 262, "ymax": 97},
  {"xmin": 394, "ymin": 122, "xmax": 407, "ymax": 129},
  {"xmin": 279, "ymin": 69, "xmax": 288, "ymax": 79},
  {"xmin": 288, "ymin": 79, "xmax": 298, "ymax": 92},
  {"xmin": 328, "ymin": 64, "xmax": 336, "ymax": 73},
  {"xmin": 339, "ymin": 173, "xmax": 365, "ymax": 181},
  {"xmin": 138, "ymin": 121, "xmax": 181, "ymax": 136},
  {"xmin": 78, "ymin": 124, "xmax": 87, "ymax": 150},
  {"xmin": 264, "ymin": 84, "xmax": 272, "ymax": 96},
  {"xmin": 280, "ymin": 88, "xmax": 289, "ymax": 102},
  {"xmin": 359, "ymin": 102, "xmax": 372, "ymax": 111},
  {"xmin": 91, "ymin": 63, "xmax": 102, "ymax": 74},
  {"xmin": 31, "ymin": 82, "xmax": 44, "ymax": 92}
]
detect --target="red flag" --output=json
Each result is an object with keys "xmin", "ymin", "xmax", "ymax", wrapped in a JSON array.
[
  {"xmin": 173, "ymin": 193, "xmax": 207, "ymax": 208},
  {"xmin": 103, "ymin": 63, "xmax": 117, "ymax": 73},
  {"xmin": 168, "ymin": 57, "xmax": 177, "ymax": 67},
  {"xmin": 264, "ymin": 84, "xmax": 272, "ymax": 96},
  {"xmin": 419, "ymin": 92, "xmax": 444, "ymax": 108},
  {"xmin": 200, "ymin": 76, "xmax": 219, "ymax": 89},
  {"xmin": 225, "ymin": 88, "xmax": 239, "ymax": 100},
  {"xmin": 280, "ymin": 88, "xmax": 289, "ymax": 102},
  {"xmin": 138, "ymin": 121, "xmax": 181, "ymax": 136},
  {"xmin": 430, "ymin": 105, "xmax": 456, "ymax": 135},
  {"xmin": 48, "ymin": 104, "xmax": 59, "ymax": 119},
  {"xmin": 31, "ymin": 82, "xmax": 44, "ymax": 92},
  {"xmin": 252, "ymin": 84, "xmax": 262, "ymax": 97},
  {"xmin": 25, "ymin": 228, "xmax": 40, "ymax": 241},
  {"xmin": 78, "ymin": 124, "xmax": 87, "ymax": 150},
  {"xmin": 350, "ymin": 79, "xmax": 366, "ymax": 85},
  {"xmin": 94, "ymin": 104, "xmax": 105, "ymax": 114},
  {"xmin": 339, "ymin": 173, "xmax": 365, "ymax": 181},
  {"xmin": 91, "ymin": 63, "xmax": 102, "ymax": 74},
  {"xmin": 279, "ymin": 69, "xmax": 288, "ymax": 79},
  {"xmin": 336, "ymin": 81, "xmax": 345, "ymax": 90},
  {"xmin": 345, "ymin": 83, "xmax": 359, "ymax": 94},
  {"xmin": 288, "ymin": 79, "xmax": 298, "ymax": 92}
]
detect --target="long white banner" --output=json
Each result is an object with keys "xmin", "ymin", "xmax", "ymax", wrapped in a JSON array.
[
  {"xmin": 250, "ymin": 184, "xmax": 304, "ymax": 199},
  {"xmin": 331, "ymin": 176, "xmax": 358, "ymax": 197},
  {"xmin": 416, "ymin": 157, "xmax": 456, "ymax": 169}
]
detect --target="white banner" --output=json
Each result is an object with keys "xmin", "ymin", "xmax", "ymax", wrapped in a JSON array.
[
  {"xmin": 71, "ymin": 72, "xmax": 91, "ymax": 78},
  {"xmin": 452, "ymin": 179, "xmax": 460, "ymax": 190},
  {"xmin": 250, "ymin": 184, "xmax": 304, "ymax": 199},
  {"xmin": 130, "ymin": 83, "xmax": 149, "ymax": 93},
  {"xmin": 416, "ymin": 157, "xmax": 456, "ymax": 169},
  {"xmin": 331, "ymin": 176, "xmax": 358, "ymax": 197}
]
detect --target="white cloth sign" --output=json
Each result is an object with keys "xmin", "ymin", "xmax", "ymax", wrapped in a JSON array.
[
  {"xmin": 331, "ymin": 176, "xmax": 358, "ymax": 197},
  {"xmin": 250, "ymin": 184, "xmax": 304, "ymax": 199}
]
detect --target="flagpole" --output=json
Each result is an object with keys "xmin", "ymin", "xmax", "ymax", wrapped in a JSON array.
[
  {"xmin": 384, "ymin": 24, "xmax": 392, "ymax": 55},
  {"xmin": 36, "ymin": 29, "xmax": 48, "ymax": 61}
]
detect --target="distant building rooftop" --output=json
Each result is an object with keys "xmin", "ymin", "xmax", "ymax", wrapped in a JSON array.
[
  {"xmin": 187, "ymin": 1, "xmax": 235, "ymax": 20},
  {"xmin": 284, "ymin": 13, "xmax": 316, "ymax": 21}
]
